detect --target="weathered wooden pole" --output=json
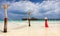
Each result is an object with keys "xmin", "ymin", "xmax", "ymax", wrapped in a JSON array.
[
  {"xmin": 27, "ymin": 12, "xmax": 31, "ymax": 27},
  {"xmin": 3, "ymin": 4, "xmax": 8, "ymax": 33}
]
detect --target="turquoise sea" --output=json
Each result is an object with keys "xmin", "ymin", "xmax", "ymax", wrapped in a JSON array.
[
  {"xmin": 0, "ymin": 20, "xmax": 60, "ymax": 30},
  {"xmin": 0, "ymin": 20, "xmax": 60, "ymax": 23},
  {"xmin": 0, "ymin": 20, "xmax": 60, "ymax": 22}
]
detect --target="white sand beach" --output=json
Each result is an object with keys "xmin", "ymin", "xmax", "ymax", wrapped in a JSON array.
[{"xmin": 0, "ymin": 21, "xmax": 60, "ymax": 36}]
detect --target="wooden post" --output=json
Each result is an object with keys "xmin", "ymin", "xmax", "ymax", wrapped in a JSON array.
[
  {"xmin": 27, "ymin": 12, "xmax": 31, "ymax": 27},
  {"xmin": 3, "ymin": 4, "xmax": 8, "ymax": 33}
]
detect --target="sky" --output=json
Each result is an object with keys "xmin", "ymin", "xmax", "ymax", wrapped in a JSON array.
[{"xmin": 0, "ymin": 0, "xmax": 60, "ymax": 20}]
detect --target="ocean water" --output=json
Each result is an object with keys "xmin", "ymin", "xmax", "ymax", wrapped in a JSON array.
[
  {"xmin": 0, "ymin": 20, "xmax": 60, "ymax": 26},
  {"xmin": 0, "ymin": 20, "xmax": 60, "ymax": 30},
  {"xmin": 0, "ymin": 20, "xmax": 60, "ymax": 23}
]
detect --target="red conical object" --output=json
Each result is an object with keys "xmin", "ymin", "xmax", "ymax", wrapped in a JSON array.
[{"xmin": 45, "ymin": 17, "xmax": 48, "ymax": 28}]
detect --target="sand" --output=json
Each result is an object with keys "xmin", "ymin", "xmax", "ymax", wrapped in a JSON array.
[{"xmin": 0, "ymin": 21, "xmax": 60, "ymax": 36}]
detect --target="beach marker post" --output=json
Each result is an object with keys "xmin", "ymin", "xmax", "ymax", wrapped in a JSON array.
[
  {"xmin": 45, "ymin": 17, "xmax": 49, "ymax": 28},
  {"xmin": 27, "ymin": 12, "xmax": 31, "ymax": 27},
  {"xmin": 3, "ymin": 4, "xmax": 8, "ymax": 33}
]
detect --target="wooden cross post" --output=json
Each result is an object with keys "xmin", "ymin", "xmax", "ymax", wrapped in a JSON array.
[
  {"xmin": 3, "ymin": 4, "xmax": 8, "ymax": 33},
  {"xmin": 27, "ymin": 12, "xmax": 31, "ymax": 27}
]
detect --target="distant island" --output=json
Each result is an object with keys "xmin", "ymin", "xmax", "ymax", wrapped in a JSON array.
[
  {"xmin": 22, "ymin": 17, "xmax": 39, "ymax": 20},
  {"xmin": 22, "ymin": 17, "xmax": 60, "ymax": 21}
]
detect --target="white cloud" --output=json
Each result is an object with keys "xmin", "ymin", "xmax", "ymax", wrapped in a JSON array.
[
  {"xmin": 8, "ymin": 1, "xmax": 40, "ymax": 16},
  {"xmin": 7, "ymin": 1, "xmax": 60, "ymax": 18}
]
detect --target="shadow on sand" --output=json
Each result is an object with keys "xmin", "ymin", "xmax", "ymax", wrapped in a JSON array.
[
  {"xmin": 0, "ymin": 30, "xmax": 3, "ymax": 32},
  {"xmin": 11, "ymin": 25, "xmax": 28, "ymax": 30},
  {"xmin": 0, "ymin": 30, "xmax": 5, "ymax": 34}
]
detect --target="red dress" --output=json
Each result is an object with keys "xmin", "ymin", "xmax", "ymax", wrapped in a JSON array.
[{"xmin": 45, "ymin": 19, "xmax": 48, "ymax": 28}]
